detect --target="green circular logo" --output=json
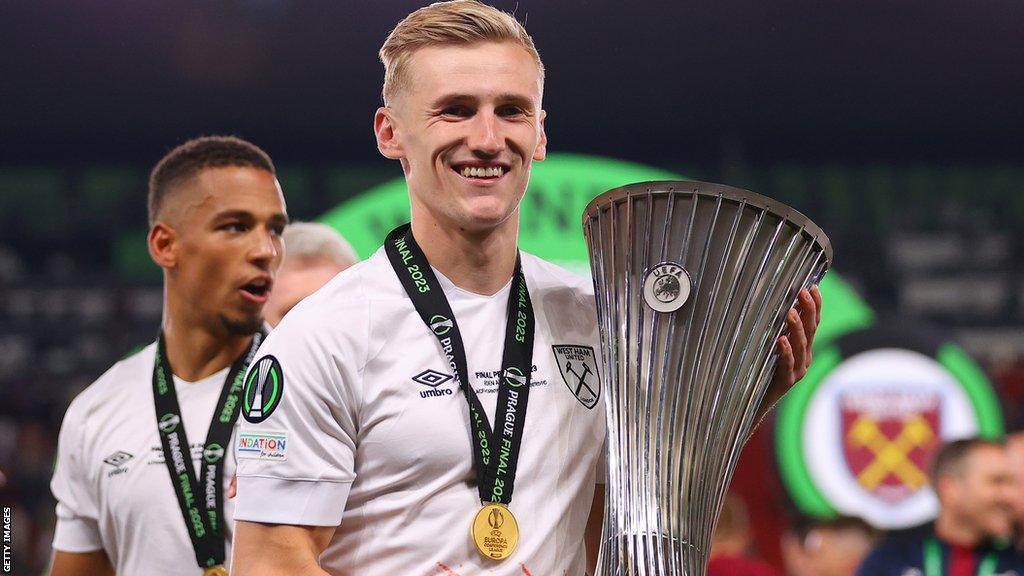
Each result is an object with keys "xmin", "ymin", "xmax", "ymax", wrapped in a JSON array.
[
  {"xmin": 429, "ymin": 314, "xmax": 453, "ymax": 336},
  {"xmin": 158, "ymin": 413, "xmax": 180, "ymax": 434},
  {"xmin": 243, "ymin": 355, "xmax": 285, "ymax": 424},
  {"xmin": 203, "ymin": 443, "xmax": 225, "ymax": 464},
  {"xmin": 503, "ymin": 366, "xmax": 527, "ymax": 388}
]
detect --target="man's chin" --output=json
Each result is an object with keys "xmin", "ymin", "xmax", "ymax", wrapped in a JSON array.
[
  {"xmin": 455, "ymin": 203, "xmax": 520, "ymax": 232},
  {"xmin": 219, "ymin": 314, "xmax": 265, "ymax": 336}
]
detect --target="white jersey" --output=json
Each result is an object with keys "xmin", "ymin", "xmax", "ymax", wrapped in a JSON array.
[
  {"xmin": 50, "ymin": 343, "xmax": 238, "ymax": 576},
  {"xmin": 234, "ymin": 249, "xmax": 606, "ymax": 575}
]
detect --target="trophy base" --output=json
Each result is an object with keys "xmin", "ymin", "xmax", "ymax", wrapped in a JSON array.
[{"xmin": 598, "ymin": 532, "xmax": 707, "ymax": 576}]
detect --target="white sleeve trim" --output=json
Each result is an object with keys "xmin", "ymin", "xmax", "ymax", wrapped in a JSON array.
[
  {"xmin": 233, "ymin": 476, "xmax": 351, "ymax": 527},
  {"xmin": 52, "ymin": 516, "xmax": 104, "ymax": 552}
]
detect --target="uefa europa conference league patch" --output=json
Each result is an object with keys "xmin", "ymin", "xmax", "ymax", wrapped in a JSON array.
[{"xmin": 242, "ymin": 355, "xmax": 284, "ymax": 424}]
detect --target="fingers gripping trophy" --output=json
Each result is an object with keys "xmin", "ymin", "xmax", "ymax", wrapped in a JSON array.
[{"xmin": 583, "ymin": 181, "xmax": 832, "ymax": 575}]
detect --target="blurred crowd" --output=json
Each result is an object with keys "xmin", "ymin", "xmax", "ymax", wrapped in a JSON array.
[{"xmin": 710, "ymin": 435, "xmax": 1024, "ymax": 576}]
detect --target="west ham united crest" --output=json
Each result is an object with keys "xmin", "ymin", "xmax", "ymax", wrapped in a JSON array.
[
  {"xmin": 552, "ymin": 345, "xmax": 600, "ymax": 409},
  {"xmin": 642, "ymin": 262, "xmax": 692, "ymax": 313},
  {"xmin": 243, "ymin": 355, "xmax": 284, "ymax": 424}
]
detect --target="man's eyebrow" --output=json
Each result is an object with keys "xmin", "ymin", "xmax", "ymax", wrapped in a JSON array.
[
  {"xmin": 213, "ymin": 209, "xmax": 255, "ymax": 221},
  {"xmin": 495, "ymin": 93, "xmax": 534, "ymax": 107},
  {"xmin": 429, "ymin": 93, "xmax": 478, "ymax": 108},
  {"xmin": 428, "ymin": 93, "xmax": 535, "ymax": 109},
  {"xmin": 213, "ymin": 209, "xmax": 290, "ymax": 224}
]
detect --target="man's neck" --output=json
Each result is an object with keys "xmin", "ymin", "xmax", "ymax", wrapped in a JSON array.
[
  {"xmin": 935, "ymin": 511, "xmax": 984, "ymax": 548},
  {"xmin": 161, "ymin": 294, "xmax": 252, "ymax": 382},
  {"xmin": 410, "ymin": 211, "xmax": 519, "ymax": 296}
]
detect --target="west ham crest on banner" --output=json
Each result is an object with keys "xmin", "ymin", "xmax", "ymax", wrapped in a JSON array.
[
  {"xmin": 775, "ymin": 324, "xmax": 1004, "ymax": 530},
  {"xmin": 552, "ymin": 345, "xmax": 600, "ymax": 409},
  {"xmin": 841, "ymin": 392, "xmax": 940, "ymax": 504}
]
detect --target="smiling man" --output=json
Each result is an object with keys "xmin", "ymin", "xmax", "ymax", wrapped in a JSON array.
[
  {"xmin": 856, "ymin": 438, "xmax": 1024, "ymax": 576},
  {"xmin": 49, "ymin": 136, "xmax": 288, "ymax": 576},
  {"xmin": 230, "ymin": 2, "xmax": 820, "ymax": 575}
]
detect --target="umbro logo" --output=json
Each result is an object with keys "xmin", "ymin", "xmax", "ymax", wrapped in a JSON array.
[
  {"xmin": 103, "ymin": 451, "xmax": 133, "ymax": 467},
  {"xmin": 103, "ymin": 450, "xmax": 133, "ymax": 478},
  {"xmin": 412, "ymin": 369, "xmax": 454, "ymax": 388},
  {"xmin": 413, "ymin": 369, "xmax": 455, "ymax": 399}
]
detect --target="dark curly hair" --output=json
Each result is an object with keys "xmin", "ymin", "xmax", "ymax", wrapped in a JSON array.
[{"xmin": 147, "ymin": 135, "xmax": 275, "ymax": 226}]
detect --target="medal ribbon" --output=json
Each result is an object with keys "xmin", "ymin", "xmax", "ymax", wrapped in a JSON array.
[
  {"xmin": 152, "ymin": 330, "xmax": 265, "ymax": 570},
  {"xmin": 923, "ymin": 537, "xmax": 998, "ymax": 576},
  {"xmin": 384, "ymin": 223, "xmax": 535, "ymax": 505}
]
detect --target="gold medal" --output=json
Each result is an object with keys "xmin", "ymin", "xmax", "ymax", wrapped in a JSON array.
[
  {"xmin": 203, "ymin": 566, "xmax": 229, "ymax": 576},
  {"xmin": 471, "ymin": 502, "xmax": 519, "ymax": 560}
]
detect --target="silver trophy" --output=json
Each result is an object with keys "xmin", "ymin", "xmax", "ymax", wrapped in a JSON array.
[{"xmin": 583, "ymin": 181, "xmax": 832, "ymax": 575}]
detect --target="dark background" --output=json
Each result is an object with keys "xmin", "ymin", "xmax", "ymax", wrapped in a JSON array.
[{"xmin": 2, "ymin": 1, "xmax": 1023, "ymax": 573}]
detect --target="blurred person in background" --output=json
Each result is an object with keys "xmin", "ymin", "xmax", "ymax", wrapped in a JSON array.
[
  {"xmin": 709, "ymin": 493, "xmax": 780, "ymax": 576},
  {"xmin": 264, "ymin": 222, "xmax": 358, "ymax": 327},
  {"xmin": 856, "ymin": 437, "xmax": 1024, "ymax": 576},
  {"xmin": 48, "ymin": 136, "xmax": 288, "ymax": 576},
  {"xmin": 782, "ymin": 515, "xmax": 877, "ymax": 576},
  {"xmin": 1005, "ymin": 430, "xmax": 1024, "ymax": 550}
]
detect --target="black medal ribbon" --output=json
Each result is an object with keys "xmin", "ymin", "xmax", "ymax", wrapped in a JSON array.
[
  {"xmin": 384, "ymin": 223, "xmax": 535, "ymax": 505},
  {"xmin": 152, "ymin": 329, "xmax": 265, "ymax": 570}
]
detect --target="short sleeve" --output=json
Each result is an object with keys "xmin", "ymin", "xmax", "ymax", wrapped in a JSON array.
[
  {"xmin": 233, "ymin": 301, "xmax": 367, "ymax": 527},
  {"xmin": 50, "ymin": 400, "xmax": 104, "ymax": 552}
]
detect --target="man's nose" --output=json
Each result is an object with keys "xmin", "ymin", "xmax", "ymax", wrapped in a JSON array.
[
  {"xmin": 467, "ymin": 111, "xmax": 503, "ymax": 156},
  {"xmin": 249, "ymin": 228, "xmax": 279, "ymax": 268}
]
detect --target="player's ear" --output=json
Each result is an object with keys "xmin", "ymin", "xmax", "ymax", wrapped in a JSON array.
[
  {"xmin": 148, "ymin": 222, "xmax": 178, "ymax": 270},
  {"xmin": 934, "ymin": 474, "xmax": 956, "ymax": 505},
  {"xmin": 533, "ymin": 109, "xmax": 547, "ymax": 162},
  {"xmin": 375, "ymin": 107, "xmax": 404, "ymax": 160}
]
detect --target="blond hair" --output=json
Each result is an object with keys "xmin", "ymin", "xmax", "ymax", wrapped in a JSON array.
[
  {"xmin": 282, "ymin": 222, "xmax": 358, "ymax": 268},
  {"xmin": 379, "ymin": 0, "xmax": 544, "ymax": 104}
]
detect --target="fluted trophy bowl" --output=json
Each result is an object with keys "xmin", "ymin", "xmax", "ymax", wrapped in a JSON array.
[{"xmin": 583, "ymin": 181, "xmax": 832, "ymax": 575}]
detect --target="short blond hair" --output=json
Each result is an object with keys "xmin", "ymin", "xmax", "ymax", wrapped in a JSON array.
[
  {"xmin": 379, "ymin": 0, "xmax": 544, "ymax": 104},
  {"xmin": 282, "ymin": 222, "xmax": 358, "ymax": 268}
]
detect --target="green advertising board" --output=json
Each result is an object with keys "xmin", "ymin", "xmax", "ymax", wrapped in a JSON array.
[{"xmin": 319, "ymin": 152, "xmax": 873, "ymax": 345}]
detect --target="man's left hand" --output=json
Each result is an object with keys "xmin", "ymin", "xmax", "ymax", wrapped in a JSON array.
[{"xmin": 757, "ymin": 285, "xmax": 822, "ymax": 420}]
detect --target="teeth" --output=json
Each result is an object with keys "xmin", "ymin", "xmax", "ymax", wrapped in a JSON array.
[{"xmin": 459, "ymin": 166, "xmax": 504, "ymax": 178}]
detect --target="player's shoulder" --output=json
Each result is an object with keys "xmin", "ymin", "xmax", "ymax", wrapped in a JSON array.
[
  {"xmin": 63, "ymin": 342, "xmax": 156, "ymax": 425},
  {"xmin": 264, "ymin": 248, "xmax": 405, "ymax": 361},
  {"xmin": 291, "ymin": 248, "xmax": 404, "ymax": 315},
  {"xmin": 520, "ymin": 252, "xmax": 595, "ymax": 302}
]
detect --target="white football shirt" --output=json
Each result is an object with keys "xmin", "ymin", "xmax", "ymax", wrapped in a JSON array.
[
  {"xmin": 234, "ymin": 249, "xmax": 606, "ymax": 575},
  {"xmin": 51, "ymin": 343, "xmax": 239, "ymax": 576}
]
